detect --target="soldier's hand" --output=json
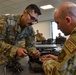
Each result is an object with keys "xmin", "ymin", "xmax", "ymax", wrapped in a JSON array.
[
  {"xmin": 17, "ymin": 48, "xmax": 28, "ymax": 57},
  {"xmin": 32, "ymin": 50, "xmax": 40, "ymax": 57},
  {"xmin": 40, "ymin": 54, "xmax": 58, "ymax": 62},
  {"xmin": 40, "ymin": 54, "xmax": 52, "ymax": 62}
]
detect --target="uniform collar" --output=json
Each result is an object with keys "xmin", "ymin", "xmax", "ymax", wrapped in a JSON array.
[{"xmin": 14, "ymin": 15, "xmax": 23, "ymax": 33}]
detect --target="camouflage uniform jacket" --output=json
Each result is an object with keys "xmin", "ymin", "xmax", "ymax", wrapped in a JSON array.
[
  {"xmin": 35, "ymin": 33, "xmax": 46, "ymax": 42},
  {"xmin": 0, "ymin": 15, "xmax": 36, "ymax": 64},
  {"xmin": 42, "ymin": 27, "xmax": 76, "ymax": 75}
]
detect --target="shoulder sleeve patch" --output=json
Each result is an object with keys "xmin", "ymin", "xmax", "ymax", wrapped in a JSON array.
[{"xmin": 65, "ymin": 39, "xmax": 76, "ymax": 53}]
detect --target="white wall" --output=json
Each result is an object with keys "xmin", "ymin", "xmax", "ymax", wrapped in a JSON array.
[{"xmin": 32, "ymin": 21, "xmax": 51, "ymax": 40}]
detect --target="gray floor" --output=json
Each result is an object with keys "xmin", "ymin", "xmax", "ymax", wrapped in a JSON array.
[
  {"xmin": 18, "ymin": 56, "xmax": 44, "ymax": 75},
  {"xmin": 0, "ymin": 56, "xmax": 44, "ymax": 75}
]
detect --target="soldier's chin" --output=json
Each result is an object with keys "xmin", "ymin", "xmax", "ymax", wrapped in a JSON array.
[
  {"xmin": 64, "ymin": 32, "xmax": 70, "ymax": 36},
  {"xmin": 27, "ymin": 23, "xmax": 33, "ymax": 26}
]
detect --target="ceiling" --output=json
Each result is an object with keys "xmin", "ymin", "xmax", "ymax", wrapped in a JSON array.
[{"xmin": 0, "ymin": 0, "xmax": 76, "ymax": 22}]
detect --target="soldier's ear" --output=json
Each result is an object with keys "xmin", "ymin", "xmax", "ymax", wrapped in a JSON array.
[
  {"xmin": 23, "ymin": 10, "xmax": 27, "ymax": 15},
  {"xmin": 65, "ymin": 16, "xmax": 72, "ymax": 26}
]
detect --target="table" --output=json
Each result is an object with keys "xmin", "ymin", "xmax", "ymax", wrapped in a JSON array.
[
  {"xmin": 35, "ymin": 44, "xmax": 57, "ymax": 49},
  {"xmin": 36, "ymin": 42, "xmax": 42, "ymax": 45}
]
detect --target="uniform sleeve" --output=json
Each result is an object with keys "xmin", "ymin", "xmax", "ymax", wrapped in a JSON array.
[
  {"xmin": 25, "ymin": 26, "xmax": 36, "ymax": 53},
  {"xmin": 0, "ymin": 41, "xmax": 18, "ymax": 58},
  {"xmin": 42, "ymin": 28, "xmax": 76, "ymax": 75},
  {"xmin": 0, "ymin": 15, "xmax": 18, "ymax": 59},
  {"xmin": 58, "ymin": 30, "xmax": 76, "ymax": 63}
]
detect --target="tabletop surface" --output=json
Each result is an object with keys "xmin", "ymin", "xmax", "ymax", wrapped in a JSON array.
[{"xmin": 35, "ymin": 44, "xmax": 57, "ymax": 48}]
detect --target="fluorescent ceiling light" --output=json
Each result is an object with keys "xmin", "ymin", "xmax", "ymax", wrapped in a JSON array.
[
  {"xmin": 40, "ymin": 4, "xmax": 54, "ymax": 10},
  {"xmin": 5, "ymin": 14, "xmax": 15, "ymax": 16},
  {"xmin": 5, "ymin": 13, "xmax": 10, "ymax": 15}
]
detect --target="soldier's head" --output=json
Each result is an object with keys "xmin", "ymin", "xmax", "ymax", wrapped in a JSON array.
[
  {"xmin": 21, "ymin": 4, "xmax": 41, "ymax": 27},
  {"xmin": 36, "ymin": 30, "xmax": 39, "ymax": 33},
  {"xmin": 54, "ymin": 2, "xmax": 76, "ymax": 35}
]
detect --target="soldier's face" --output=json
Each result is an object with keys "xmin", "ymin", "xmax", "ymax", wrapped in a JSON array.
[
  {"xmin": 54, "ymin": 10, "xmax": 71, "ymax": 35},
  {"xmin": 22, "ymin": 10, "xmax": 39, "ymax": 26}
]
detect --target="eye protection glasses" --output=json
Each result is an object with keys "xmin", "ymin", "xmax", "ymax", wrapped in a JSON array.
[{"xmin": 27, "ymin": 11, "xmax": 38, "ymax": 23}]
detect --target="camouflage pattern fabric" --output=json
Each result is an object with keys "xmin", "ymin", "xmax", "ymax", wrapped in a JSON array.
[
  {"xmin": 42, "ymin": 27, "xmax": 76, "ymax": 75},
  {"xmin": 0, "ymin": 15, "xmax": 36, "ymax": 64},
  {"xmin": 35, "ymin": 33, "xmax": 46, "ymax": 42}
]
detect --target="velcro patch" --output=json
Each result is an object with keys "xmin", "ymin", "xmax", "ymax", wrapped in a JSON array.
[{"xmin": 65, "ymin": 40, "xmax": 76, "ymax": 53}]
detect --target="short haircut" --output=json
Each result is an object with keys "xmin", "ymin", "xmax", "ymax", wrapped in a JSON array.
[{"xmin": 25, "ymin": 4, "xmax": 41, "ymax": 15}]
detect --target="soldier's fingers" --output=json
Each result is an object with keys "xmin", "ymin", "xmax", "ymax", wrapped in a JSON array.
[
  {"xmin": 22, "ymin": 50, "xmax": 28, "ymax": 56},
  {"xmin": 23, "ymin": 49, "xmax": 27, "ymax": 54},
  {"xmin": 33, "ymin": 50, "xmax": 40, "ymax": 55},
  {"xmin": 36, "ymin": 52, "xmax": 40, "ymax": 56},
  {"xmin": 17, "ymin": 53, "xmax": 22, "ymax": 57}
]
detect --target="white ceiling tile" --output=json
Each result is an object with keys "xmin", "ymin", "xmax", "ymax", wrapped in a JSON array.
[
  {"xmin": 1, "ymin": 0, "xmax": 15, "ymax": 6},
  {"xmin": 0, "ymin": 0, "xmax": 76, "ymax": 21},
  {"xmin": 9, "ymin": 0, "xmax": 27, "ymax": 3},
  {"xmin": 0, "ymin": 4, "xmax": 5, "ymax": 8},
  {"xmin": 1, "ymin": 7, "xmax": 13, "ymax": 11},
  {"xmin": 27, "ymin": 0, "xmax": 42, "ymax": 4},
  {"xmin": 0, "ymin": 0, "xmax": 6, "ymax": 2}
]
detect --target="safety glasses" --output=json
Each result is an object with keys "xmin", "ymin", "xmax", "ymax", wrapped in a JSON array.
[{"xmin": 27, "ymin": 11, "xmax": 38, "ymax": 23}]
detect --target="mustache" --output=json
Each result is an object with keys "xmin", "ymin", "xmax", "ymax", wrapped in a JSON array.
[{"xmin": 27, "ymin": 23, "xmax": 33, "ymax": 26}]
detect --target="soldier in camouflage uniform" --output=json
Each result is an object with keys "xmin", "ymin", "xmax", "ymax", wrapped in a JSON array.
[
  {"xmin": 42, "ymin": 2, "xmax": 76, "ymax": 75},
  {"xmin": 35, "ymin": 30, "xmax": 46, "ymax": 42},
  {"xmin": 0, "ymin": 4, "xmax": 41, "ymax": 75}
]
